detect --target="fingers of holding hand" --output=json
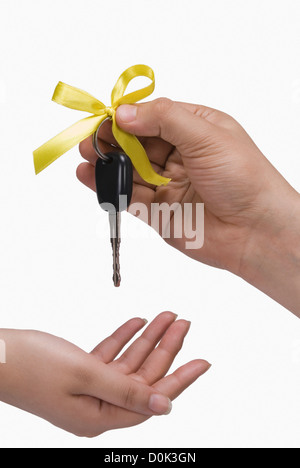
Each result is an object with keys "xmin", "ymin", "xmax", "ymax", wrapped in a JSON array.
[
  {"xmin": 76, "ymin": 161, "xmax": 156, "ymax": 219},
  {"xmin": 116, "ymin": 98, "xmax": 215, "ymax": 150},
  {"xmin": 76, "ymin": 162, "xmax": 96, "ymax": 192},
  {"xmin": 116, "ymin": 99, "xmax": 240, "ymax": 141},
  {"xmin": 78, "ymin": 135, "xmax": 173, "ymax": 194},
  {"xmin": 77, "ymin": 98, "xmax": 239, "ymax": 196},
  {"xmin": 79, "ymin": 128, "xmax": 173, "ymax": 170},
  {"xmin": 78, "ymin": 98, "xmax": 230, "ymax": 170}
]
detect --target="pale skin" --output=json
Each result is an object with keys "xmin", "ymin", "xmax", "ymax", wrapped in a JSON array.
[
  {"xmin": 0, "ymin": 312, "xmax": 210, "ymax": 437},
  {"xmin": 77, "ymin": 98, "xmax": 300, "ymax": 318}
]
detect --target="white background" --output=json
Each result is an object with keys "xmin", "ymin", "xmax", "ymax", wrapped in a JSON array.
[{"xmin": 0, "ymin": 0, "xmax": 299, "ymax": 449}]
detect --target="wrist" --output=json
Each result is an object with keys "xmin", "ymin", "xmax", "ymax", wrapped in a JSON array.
[{"xmin": 238, "ymin": 190, "xmax": 300, "ymax": 316}]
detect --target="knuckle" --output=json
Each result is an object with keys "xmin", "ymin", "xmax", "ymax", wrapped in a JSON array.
[
  {"xmin": 123, "ymin": 385, "xmax": 137, "ymax": 407},
  {"xmin": 194, "ymin": 106, "xmax": 216, "ymax": 120},
  {"xmin": 131, "ymin": 373, "xmax": 146, "ymax": 384},
  {"xmin": 153, "ymin": 97, "xmax": 174, "ymax": 118},
  {"xmin": 217, "ymin": 112, "xmax": 239, "ymax": 129},
  {"xmin": 194, "ymin": 106, "xmax": 235, "ymax": 127},
  {"xmin": 137, "ymin": 365, "xmax": 149, "ymax": 379}
]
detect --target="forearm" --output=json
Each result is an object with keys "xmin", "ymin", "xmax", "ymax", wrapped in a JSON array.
[{"xmin": 240, "ymin": 192, "xmax": 300, "ymax": 317}]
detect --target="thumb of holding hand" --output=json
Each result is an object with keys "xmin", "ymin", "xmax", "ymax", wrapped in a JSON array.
[{"xmin": 116, "ymin": 98, "xmax": 214, "ymax": 156}]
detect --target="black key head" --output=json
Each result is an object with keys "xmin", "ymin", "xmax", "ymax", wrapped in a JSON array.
[{"xmin": 95, "ymin": 151, "xmax": 133, "ymax": 212}]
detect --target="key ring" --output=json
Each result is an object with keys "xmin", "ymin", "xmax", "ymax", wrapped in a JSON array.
[{"xmin": 93, "ymin": 117, "xmax": 116, "ymax": 163}]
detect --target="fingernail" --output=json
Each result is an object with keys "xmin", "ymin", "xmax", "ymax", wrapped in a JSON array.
[
  {"xmin": 142, "ymin": 319, "xmax": 148, "ymax": 325},
  {"xmin": 149, "ymin": 394, "xmax": 172, "ymax": 416},
  {"xmin": 117, "ymin": 105, "xmax": 137, "ymax": 123}
]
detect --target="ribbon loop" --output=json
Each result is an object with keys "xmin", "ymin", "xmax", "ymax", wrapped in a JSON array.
[
  {"xmin": 111, "ymin": 64, "xmax": 155, "ymax": 107},
  {"xmin": 33, "ymin": 65, "xmax": 171, "ymax": 186}
]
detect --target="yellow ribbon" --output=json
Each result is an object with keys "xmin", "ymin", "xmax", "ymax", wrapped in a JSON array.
[{"xmin": 33, "ymin": 65, "xmax": 171, "ymax": 187}]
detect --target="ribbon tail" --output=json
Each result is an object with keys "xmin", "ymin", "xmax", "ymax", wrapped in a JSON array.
[
  {"xmin": 53, "ymin": 82, "xmax": 106, "ymax": 114},
  {"xmin": 33, "ymin": 114, "xmax": 106, "ymax": 174},
  {"xmin": 112, "ymin": 118, "xmax": 171, "ymax": 187}
]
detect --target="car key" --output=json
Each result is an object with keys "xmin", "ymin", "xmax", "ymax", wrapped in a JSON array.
[{"xmin": 95, "ymin": 151, "xmax": 133, "ymax": 287}]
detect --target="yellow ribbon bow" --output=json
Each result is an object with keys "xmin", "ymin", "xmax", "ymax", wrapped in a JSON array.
[{"xmin": 33, "ymin": 64, "xmax": 171, "ymax": 186}]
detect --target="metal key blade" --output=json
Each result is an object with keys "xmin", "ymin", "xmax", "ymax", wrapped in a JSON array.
[{"xmin": 109, "ymin": 211, "xmax": 121, "ymax": 287}]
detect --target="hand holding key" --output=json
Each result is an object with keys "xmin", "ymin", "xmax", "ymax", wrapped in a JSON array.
[{"xmin": 78, "ymin": 98, "xmax": 300, "ymax": 317}]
